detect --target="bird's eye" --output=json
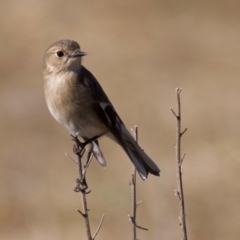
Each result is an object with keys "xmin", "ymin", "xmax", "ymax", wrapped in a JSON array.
[{"xmin": 56, "ymin": 51, "xmax": 64, "ymax": 58}]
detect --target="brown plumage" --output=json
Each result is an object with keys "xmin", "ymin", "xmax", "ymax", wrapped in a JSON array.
[{"xmin": 43, "ymin": 39, "xmax": 160, "ymax": 179}]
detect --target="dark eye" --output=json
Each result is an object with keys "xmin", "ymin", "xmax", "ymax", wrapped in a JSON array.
[{"xmin": 56, "ymin": 51, "xmax": 64, "ymax": 57}]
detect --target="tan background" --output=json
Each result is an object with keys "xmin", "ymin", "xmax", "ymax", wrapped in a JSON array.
[{"xmin": 1, "ymin": 0, "xmax": 240, "ymax": 239}]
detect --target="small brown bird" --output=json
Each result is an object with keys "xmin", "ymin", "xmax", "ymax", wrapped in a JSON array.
[{"xmin": 43, "ymin": 39, "xmax": 160, "ymax": 179}]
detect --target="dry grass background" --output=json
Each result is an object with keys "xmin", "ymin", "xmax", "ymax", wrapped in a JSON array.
[{"xmin": 1, "ymin": 0, "xmax": 240, "ymax": 239}]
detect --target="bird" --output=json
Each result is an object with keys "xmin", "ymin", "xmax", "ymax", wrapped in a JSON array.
[{"xmin": 43, "ymin": 39, "xmax": 160, "ymax": 180}]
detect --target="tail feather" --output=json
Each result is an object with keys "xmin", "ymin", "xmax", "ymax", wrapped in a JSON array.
[
  {"xmin": 120, "ymin": 126, "xmax": 160, "ymax": 180},
  {"xmin": 84, "ymin": 138, "xmax": 107, "ymax": 168},
  {"xmin": 92, "ymin": 140, "xmax": 107, "ymax": 167}
]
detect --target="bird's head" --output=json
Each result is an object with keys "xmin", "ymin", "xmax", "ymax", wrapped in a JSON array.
[{"xmin": 43, "ymin": 39, "xmax": 86, "ymax": 74}]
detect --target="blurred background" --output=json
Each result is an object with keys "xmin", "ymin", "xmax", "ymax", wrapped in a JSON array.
[{"xmin": 1, "ymin": 0, "xmax": 240, "ymax": 239}]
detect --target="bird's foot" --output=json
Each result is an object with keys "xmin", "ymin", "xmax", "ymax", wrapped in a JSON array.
[{"xmin": 74, "ymin": 178, "xmax": 91, "ymax": 194}]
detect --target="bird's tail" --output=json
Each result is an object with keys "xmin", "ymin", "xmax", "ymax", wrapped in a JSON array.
[
  {"xmin": 92, "ymin": 140, "xmax": 107, "ymax": 167},
  {"xmin": 84, "ymin": 139, "xmax": 107, "ymax": 168},
  {"xmin": 120, "ymin": 125, "xmax": 160, "ymax": 180}
]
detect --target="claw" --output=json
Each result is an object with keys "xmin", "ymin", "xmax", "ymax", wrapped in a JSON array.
[
  {"xmin": 85, "ymin": 189, "xmax": 91, "ymax": 194},
  {"xmin": 74, "ymin": 183, "xmax": 89, "ymax": 193},
  {"xmin": 74, "ymin": 178, "xmax": 89, "ymax": 193}
]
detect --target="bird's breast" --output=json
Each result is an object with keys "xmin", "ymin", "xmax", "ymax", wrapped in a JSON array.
[
  {"xmin": 44, "ymin": 73, "xmax": 78, "ymax": 131},
  {"xmin": 44, "ymin": 72, "xmax": 107, "ymax": 138}
]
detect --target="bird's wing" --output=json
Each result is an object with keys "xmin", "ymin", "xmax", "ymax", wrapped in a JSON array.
[
  {"xmin": 78, "ymin": 67, "xmax": 160, "ymax": 179},
  {"xmin": 79, "ymin": 66, "xmax": 127, "ymax": 148}
]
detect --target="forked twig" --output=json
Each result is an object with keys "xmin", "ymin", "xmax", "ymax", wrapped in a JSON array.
[
  {"xmin": 128, "ymin": 215, "xmax": 148, "ymax": 231},
  {"xmin": 171, "ymin": 88, "xmax": 188, "ymax": 240}
]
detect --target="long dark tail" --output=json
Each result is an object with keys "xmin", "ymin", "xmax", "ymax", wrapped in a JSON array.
[{"xmin": 120, "ymin": 125, "xmax": 160, "ymax": 180}]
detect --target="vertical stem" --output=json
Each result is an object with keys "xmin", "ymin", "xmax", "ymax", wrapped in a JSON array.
[
  {"xmin": 175, "ymin": 89, "xmax": 188, "ymax": 240},
  {"xmin": 81, "ymin": 192, "xmax": 92, "ymax": 240},
  {"xmin": 132, "ymin": 167, "xmax": 137, "ymax": 240},
  {"xmin": 132, "ymin": 126, "xmax": 138, "ymax": 240},
  {"xmin": 76, "ymin": 143, "xmax": 92, "ymax": 240},
  {"xmin": 71, "ymin": 136, "xmax": 105, "ymax": 240}
]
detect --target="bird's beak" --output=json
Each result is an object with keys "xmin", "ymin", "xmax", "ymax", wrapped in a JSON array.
[{"xmin": 70, "ymin": 50, "xmax": 87, "ymax": 58}]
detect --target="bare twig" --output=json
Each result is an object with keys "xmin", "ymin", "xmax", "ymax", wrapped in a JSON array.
[
  {"xmin": 71, "ymin": 135, "xmax": 105, "ymax": 240},
  {"xmin": 65, "ymin": 152, "xmax": 78, "ymax": 164},
  {"xmin": 170, "ymin": 108, "xmax": 178, "ymax": 118},
  {"xmin": 131, "ymin": 126, "xmax": 138, "ymax": 240},
  {"xmin": 181, "ymin": 128, "xmax": 188, "ymax": 137},
  {"xmin": 180, "ymin": 153, "xmax": 187, "ymax": 165},
  {"xmin": 72, "ymin": 136, "xmax": 92, "ymax": 240},
  {"xmin": 171, "ymin": 88, "xmax": 188, "ymax": 240},
  {"xmin": 92, "ymin": 214, "xmax": 105, "ymax": 240},
  {"xmin": 129, "ymin": 126, "xmax": 148, "ymax": 240},
  {"xmin": 77, "ymin": 209, "xmax": 86, "ymax": 217},
  {"xmin": 128, "ymin": 215, "xmax": 148, "ymax": 231},
  {"xmin": 136, "ymin": 200, "xmax": 142, "ymax": 207}
]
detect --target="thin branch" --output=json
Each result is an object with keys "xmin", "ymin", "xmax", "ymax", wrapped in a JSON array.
[
  {"xmin": 180, "ymin": 153, "xmax": 187, "ymax": 165},
  {"xmin": 129, "ymin": 126, "xmax": 148, "ymax": 240},
  {"xmin": 128, "ymin": 215, "xmax": 148, "ymax": 231},
  {"xmin": 170, "ymin": 107, "xmax": 178, "ymax": 118},
  {"xmin": 71, "ymin": 135, "xmax": 105, "ymax": 240},
  {"xmin": 136, "ymin": 200, "xmax": 142, "ymax": 207},
  {"xmin": 72, "ymin": 136, "xmax": 92, "ymax": 240},
  {"xmin": 130, "ymin": 126, "xmax": 138, "ymax": 240},
  {"xmin": 92, "ymin": 214, "xmax": 105, "ymax": 240},
  {"xmin": 180, "ymin": 128, "xmax": 188, "ymax": 137},
  {"xmin": 65, "ymin": 153, "xmax": 78, "ymax": 164},
  {"xmin": 171, "ymin": 88, "xmax": 188, "ymax": 240},
  {"xmin": 77, "ymin": 209, "xmax": 86, "ymax": 217}
]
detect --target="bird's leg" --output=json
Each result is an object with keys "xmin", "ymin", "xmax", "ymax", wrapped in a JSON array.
[
  {"xmin": 84, "ymin": 151, "xmax": 93, "ymax": 169},
  {"xmin": 71, "ymin": 135, "xmax": 85, "ymax": 151},
  {"xmin": 72, "ymin": 133, "xmax": 105, "ymax": 147},
  {"xmin": 71, "ymin": 135, "xmax": 87, "ymax": 192},
  {"xmin": 83, "ymin": 132, "xmax": 106, "ymax": 146}
]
